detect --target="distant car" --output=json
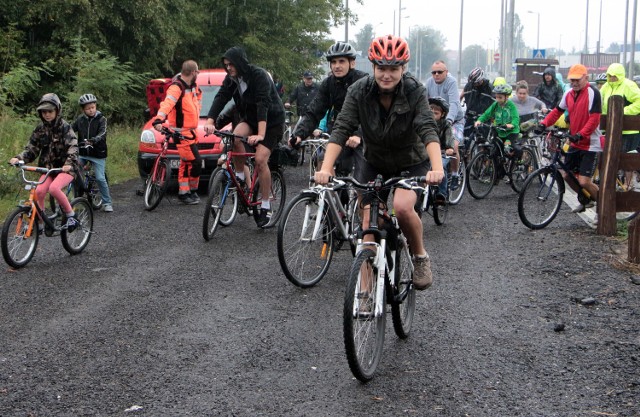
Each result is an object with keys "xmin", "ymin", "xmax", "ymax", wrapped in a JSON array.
[{"xmin": 137, "ymin": 69, "xmax": 231, "ymax": 186}]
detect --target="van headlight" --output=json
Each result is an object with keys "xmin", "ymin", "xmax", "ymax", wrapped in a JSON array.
[{"xmin": 141, "ymin": 129, "xmax": 156, "ymax": 144}]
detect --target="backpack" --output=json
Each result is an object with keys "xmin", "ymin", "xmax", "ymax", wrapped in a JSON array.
[{"xmin": 145, "ymin": 76, "xmax": 186, "ymax": 119}]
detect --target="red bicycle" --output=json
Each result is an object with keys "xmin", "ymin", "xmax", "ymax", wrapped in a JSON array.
[
  {"xmin": 142, "ymin": 127, "xmax": 179, "ymax": 211},
  {"xmin": 202, "ymin": 130, "xmax": 287, "ymax": 240}
]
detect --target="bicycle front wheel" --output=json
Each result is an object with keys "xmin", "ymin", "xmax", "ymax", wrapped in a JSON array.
[
  {"xmin": 252, "ymin": 169, "xmax": 287, "ymax": 228},
  {"xmin": 202, "ymin": 169, "xmax": 231, "ymax": 241},
  {"xmin": 433, "ymin": 198, "xmax": 448, "ymax": 225},
  {"xmin": 509, "ymin": 148, "xmax": 538, "ymax": 194},
  {"xmin": 391, "ymin": 237, "xmax": 415, "ymax": 339},
  {"xmin": 61, "ymin": 197, "xmax": 93, "ymax": 255},
  {"xmin": 144, "ymin": 158, "xmax": 170, "ymax": 211},
  {"xmin": 449, "ymin": 160, "xmax": 466, "ymax": 205},
  {"xmin": 343, "ymin": 248, "xmax": 385, "ymax": 382},
  {"xmin": 467, "ymin": 152, "xmax": 496, "ymax": 199},
  {"xmin": 1, "ymin": 207, "xmax": 39, "ymax": 269},
  {"xmin": 87, "ymin": 178, "xmax": 104, "ymax": 210},
  {"xmin": 277, "ymin": 192, "xmax": 334, "ymax": 287},
  {"xmin": 518, "ymin": 167, "xmax": 564, "ymax": 229}
]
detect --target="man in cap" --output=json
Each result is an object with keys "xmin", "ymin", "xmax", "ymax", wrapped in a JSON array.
[{"xmin": 285, "ymin": 71, "xmax": 319, "ymax": 117}]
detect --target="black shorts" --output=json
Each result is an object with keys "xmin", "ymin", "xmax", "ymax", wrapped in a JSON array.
[
  {"xmin": 241, "ymin": 122, "xmax": 284, "ymax": 151},
  {"xmin": 354, "ymin": 158, "xmax": 429, "ymax": 206},
  {"xmin": 565, "ymin": 149, "xmax": 598, "ymax": 177}
]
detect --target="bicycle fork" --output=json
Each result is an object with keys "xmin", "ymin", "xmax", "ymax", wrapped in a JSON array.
[{"xmin": 353, "ymin": 239, "xmax": 387, "ymax": 318}]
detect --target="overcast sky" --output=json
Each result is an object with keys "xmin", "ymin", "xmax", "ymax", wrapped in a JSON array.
[{"xmin": 331, "ymin": 0, "xmax": 635, "ymax": 55}]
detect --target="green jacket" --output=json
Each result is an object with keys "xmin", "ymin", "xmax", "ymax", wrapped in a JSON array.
[
  {"xmin": 601, "ymin": 63, "xmax": 640, "ymax": 134},
  {"xmin": 329, "ymin": 74, "xmax": 439, "ymax": 173},
  {"xmin": 478, "ymin": 100, "xmax": 520, "ymax": 139}
]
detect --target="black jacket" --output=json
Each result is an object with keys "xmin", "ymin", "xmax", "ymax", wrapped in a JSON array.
[
  {"xmin": 534, "ymin": 67, "xmax": 564, "ymax": 110},
  {"xmin": 207, "ymin": 47, "xmax": 284, "ymax": 130},
  {"xmin": 330, "ymin": 75, "xmax": 439, "ymax": 173},
  {"xmin": 462, "ymin": 80, "xmax": 494, "ymax": 125},
  {"xmin": 294, "ymin": 69, "xmax": 368, "ymax": 139},
  {"xmin": 72, "ymin": 111, "xmax": 107, "ymax": 158},
  {"xmin": 288, "ymin": 82, "xmax": 319, "ymax": 116}
]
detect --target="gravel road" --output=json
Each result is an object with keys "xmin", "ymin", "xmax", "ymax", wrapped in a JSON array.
[{"xmin": 1, "ymin": 164, "xmax": 639, "ymax": 417}]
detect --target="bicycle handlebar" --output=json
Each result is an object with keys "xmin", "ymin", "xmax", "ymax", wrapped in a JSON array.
[
  {"xmin": 213, "ymin": 129, "xmax": 249, "ymax": 143},
  {"xmin": 10, "ymin": 162, "xmax": 64, "ymax": 185},
  {"xmin": 311, "ymin": 175, "xmax": 426, "ymax": 192}
]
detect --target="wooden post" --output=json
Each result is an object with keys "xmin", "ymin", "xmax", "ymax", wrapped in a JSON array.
[
  {"xmin": 597, "ymin": 96, "xmax": 624, "ymax": 236},
  {"xmin": 629, "ymin": 216, "xmax": 640, "ymax": 263}
]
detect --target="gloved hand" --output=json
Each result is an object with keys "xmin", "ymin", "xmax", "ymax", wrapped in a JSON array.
[
  {"xmin": 568, "ymin": 133, "xmax": 582, "ymax": 143},
  {"xmin": 152, "ymin": 118, "xmax": 162, "ymax": 128},
  {"xmin": 533, "ymin": 123, "xmax": 546, "ymax": 135},
  {"xmin": 288, "ymin": 135, "xmax": 298, "ymax": 148},
  {"xmin": 445, "ymin": 119, "xmax": 453, "ymax": 128}
]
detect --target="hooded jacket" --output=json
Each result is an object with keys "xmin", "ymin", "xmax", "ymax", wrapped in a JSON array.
[
  {"xmin": 329, "ymin": 74, "xmax": 439, "ymax": 173},
  {"xmin": 207, "ymin": 47, "xmax": 284, "ymax": 130},
  {"xmin": 16, "ymin": 94, "xmax": 79, "ymax": 177},
  {"xmin": 534, "ymin": 67, "xmax": 564, "ymax": 109},
  {"xmin": 600, "ymin": 63, "xmax": 640, "ymax": 134},
  {"xmin": 72, "ymin": 111, "xmax": 108, "ymax": 158}
]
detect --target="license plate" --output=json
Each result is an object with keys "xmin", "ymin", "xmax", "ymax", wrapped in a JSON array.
[{"xmin": 170, "ymin": 160, "xmax": 180, "ymax": 169}]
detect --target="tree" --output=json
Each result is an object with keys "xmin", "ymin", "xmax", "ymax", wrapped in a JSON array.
[
  {"xmin": 461, "ymin": 45, "xmax": 488, "ymax": 78},
  {"xmin": 353, "ymin": 24, "xmax": 375, "ymax": 54},
  {"xmin": 406, "ymin": 26, "xmax": 447, "ymax": 82}
]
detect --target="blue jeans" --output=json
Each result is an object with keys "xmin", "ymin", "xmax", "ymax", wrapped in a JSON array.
[
  {"xmin": 438, "ymin": 157, "xmax": 451, "ymax": 197},
  {"xmin": 80, "ymin": 156, "xmax": 112, "ymax": 205}
]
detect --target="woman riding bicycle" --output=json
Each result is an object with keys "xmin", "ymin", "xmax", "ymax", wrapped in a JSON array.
[
  {"xmin": 9, "ymin": 93, "xmax": 80, "ymax": 230},
  {"xmin": 314, "ymin": 35, "xmax": 444, "ymax": 291}
]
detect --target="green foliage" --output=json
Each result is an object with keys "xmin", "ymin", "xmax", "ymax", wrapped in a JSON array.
[
  {"xmin": 0, "ymin": 112, "xmax": 39, "ymax": 197},
  {"xmin": 0, "ymin": 62, "xmax": 44, "ymax": 112},
  {"xmin": 406, "ymin": 27, "xmax": 447, "ymax": 81}
]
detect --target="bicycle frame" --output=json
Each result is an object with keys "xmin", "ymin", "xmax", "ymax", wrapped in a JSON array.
[
  {"xmin": 216, "ymin": 135, "xmax": 261, "ymax": 209},
  {"xmin": 308, "ymin": 178, "xmax": 357, "ymax": 244}
]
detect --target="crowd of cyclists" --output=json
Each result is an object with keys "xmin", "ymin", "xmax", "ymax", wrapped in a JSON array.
[{"xmin": 8, "ymin": 34, "xmax": 640, "ymax": 289}]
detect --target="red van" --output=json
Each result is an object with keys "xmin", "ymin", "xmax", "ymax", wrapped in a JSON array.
[{"xmin": 137, "ymin": 69, "xmax": 231, "ymax": 184}]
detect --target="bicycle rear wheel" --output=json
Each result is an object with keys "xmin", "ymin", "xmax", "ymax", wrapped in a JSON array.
[
  {"xmin": 251, "ymin": 169, "xmax": 287, "ymax": 228},
  {"xmin": 467, "ymin": 152, "xmax": 496, "ymax": 199},
  {"xmin": 1, "ymin": 207, "xmax": 39, "ymax": 269},
  {"xmin": 449, "ymin": 160, "xmax": 466, "ymax": 205},
  {"xmin": 391, "ymin": 236, "xmax": 415, "ymax": 339},
  {"xmin": 518, "ymin": 167, "xmax": 564, "ymax": 229},
  {"xmin": 87, "ymin": 178, "xmax": 104, "ymax": 210},
  {"xmin": 202, "ymin": 169, "xmax": 232, "ymax": 241},
  {"xmin": 61, "ymin": 197, "xmax": 93, "ymax": 255},
  {"xmin": 277, "ymin": 192, "xmax": 334, "ymax": 287},
  {"xmin": 343, "ymin": 248, "xmax": 385, "ymax": 382},
  {"xmin": 144, "ymin": 158, "xmax": 170, "ymax": 211},
  {"xmin": 509, "ymin": 148, "xmax": 538, "ymax": 194}
]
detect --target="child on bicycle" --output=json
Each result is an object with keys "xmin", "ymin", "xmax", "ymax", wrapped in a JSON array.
[
  {"xmin": 475, "ymin": 83, "xmax": 521, "ymax": 159},
  {"xmin": 9, "ymin": 93, "xmax": 80, "ymax": 231},
  {"xmin": 72, "ymin": 93, "xmax": 113, "ymax": 212},
  {"xmin": 428, "ymin": 97, "xmax": 455, "ymax": 204}
]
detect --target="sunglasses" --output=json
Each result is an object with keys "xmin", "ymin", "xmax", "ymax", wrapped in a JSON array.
[{"xmin": 431, "ymin": 70, "xmax": 446, "ymax": 75}]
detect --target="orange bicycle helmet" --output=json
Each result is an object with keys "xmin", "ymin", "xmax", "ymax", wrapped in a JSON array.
[{"xmin": 368, "ymin": 35, "xmax": 410, "ymax": 66}]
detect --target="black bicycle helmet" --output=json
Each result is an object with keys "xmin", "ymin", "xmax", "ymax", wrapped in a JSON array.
[
  {"xmin": 325, "ymin": 41, "xmax": 357, "ymax": 61},
  {"xmin": 78, "ymin": 93, "xmax": 97, "ymax": 106},
  {"xmin": 468, "ymin": 67, "xmax": 485, "ymax": 84},
  {"xmin": 36, "ymin": 93, "xmax": 62, "ymax": 114},
  {"xmin": 428, "ymin": 97, "xmax": 449, "ymax": 116},
  {"xmin": 492, "ymin": 84, "xmax": 512, "ymax": 96}
]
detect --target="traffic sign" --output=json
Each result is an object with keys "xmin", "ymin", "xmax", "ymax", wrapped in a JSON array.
[
  {"xmin": 533, "ymin": 49, "xmax": 546, "ymax": 59},
  {"xmin": 494, "ymin": 52, "xmax": 500, "ymax": 62}
]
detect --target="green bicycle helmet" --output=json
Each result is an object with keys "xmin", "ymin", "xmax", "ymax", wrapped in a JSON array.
[{"xmin": 492, "ymin": 84, "xmax": 512, "ymax": 96}]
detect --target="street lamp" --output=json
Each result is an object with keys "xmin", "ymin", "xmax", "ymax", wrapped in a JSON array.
[{"xmin": 527, "ymin": 10, "xmax": 540, "ymax": 51}]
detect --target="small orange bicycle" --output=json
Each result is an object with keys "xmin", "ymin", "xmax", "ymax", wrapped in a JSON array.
[{"xmin": 1, "ymin": 163, "xmax": 94, "ymax": 269}]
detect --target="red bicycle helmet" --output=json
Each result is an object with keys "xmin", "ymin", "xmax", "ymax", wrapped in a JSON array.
[{"xmin": 368, "ymin": 35, "xmax": 410, "ymax": 66}]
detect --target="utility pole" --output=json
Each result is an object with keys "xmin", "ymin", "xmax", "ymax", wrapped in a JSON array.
[
  {"xmin": 344, "ymin": 0, "xmax": 349, "ymax": 42},
  {"xmin": 584, "ymin": 0, "xmax": 589, "ymax": 54},
  {"xmin": 457, "ymin": 0, "xmax": 464, "ymax": 85}
]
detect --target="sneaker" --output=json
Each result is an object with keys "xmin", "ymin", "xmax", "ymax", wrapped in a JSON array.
[
  {"xmin": 178, "ymin": 193, "xmax": 198, "ymax": 205},
  {"xmin": 450, "ymin": 175, "xmax": 460, "ymax": 191},
  {"xmin": 103, "ymin": 204, "xmax": 113, "ymax": 213},
  {"xmin": 412, "ymin": 255, "xmax": 433, "ymax": 290},
  {"xmin": 190, "ymin": 192, "xmax": 200, "ymax": 204},
  {"xmin": 65, "ymin": 215, "xmax": 78, "ymax": 233},
  {"xmin": 255, "ymin": 208, "xmax": 271, "ymax": 228},
  {"xmin": 571, "ymin": 201, "xmax": 595, "ymax": 213}
]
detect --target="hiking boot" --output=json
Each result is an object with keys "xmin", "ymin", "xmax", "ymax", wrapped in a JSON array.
[
  {"xmin": 103, "ymin": 204, "xmax": 113, "ymax": 213},
  {"xmin": 190, "ymin": 191, "xmax": 200, "ymax": 204},
  {"xmin": 412, "ymin": 255, "xmax": 433, "ymax": 290},
  {"xmin": 178, "ymin": 193, "xmax": 198, "ymax": 205},
  {"xmin": 65, "ymin": 214, "xmax": 78, "ymax": 233},
  {"xmin": 256, "ymin": 208, "xmax": 271, "ymax": 228},
  {"xmin": 450, "ymin": 175, "xmax": 460, "ymax": 191}
]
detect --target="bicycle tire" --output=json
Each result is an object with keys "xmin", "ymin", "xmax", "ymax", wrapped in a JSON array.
[
  {"xmin": 518, "ymin": 167, "xmax": 564, "ymax": 229},
  {"xmin": 467, "ymin": 152, "xmax": 496, "ymax": 199},
  {"xmin": 343, "ymin": 248, "xmax": 385, "ymax": 382},
  {"xmin": 211, "ymin": 168, "xmax": 238, "ymax": 227},
  {"xmin": 87, "ymin": 177, "xmax": 104, "ymax": 210},
  {"xmin": 143, "ymin": 158, "xmax": 170, "ymax": 211},
  {"xmin": 61, "ymin": 197, "xmax": 93, "ymax": 255},
  {"xmin": 346, "ymin": 190, "xmax": 361, "ymax": 256},
  {"xmin": 202, "ymin": 169, "xmax": 230, "ymax": 241},
  {"xmin": 433, "ymin": 198, "xmax": 448, "ymax": 225},
  {"xmin": 449, "ymin": 160, "xmax": 466, "ymax": 205},
  {"xmin": 390, "ymin": 236, "xmax": 415, "ymax": 339},
  {"xmin": 1, "ymin": 206, "xmax": 39, "ymax": 269},
  {"xmin": 277, "ymin": 192, "xmax": 334, "ymax": 288},
  {"xmin": 509, "ymin": 148, "xmax": 538, "ymax": 194},
  {"xmin": 251, "ymin": 169, "xmax": 286, "ymax": 228}
]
